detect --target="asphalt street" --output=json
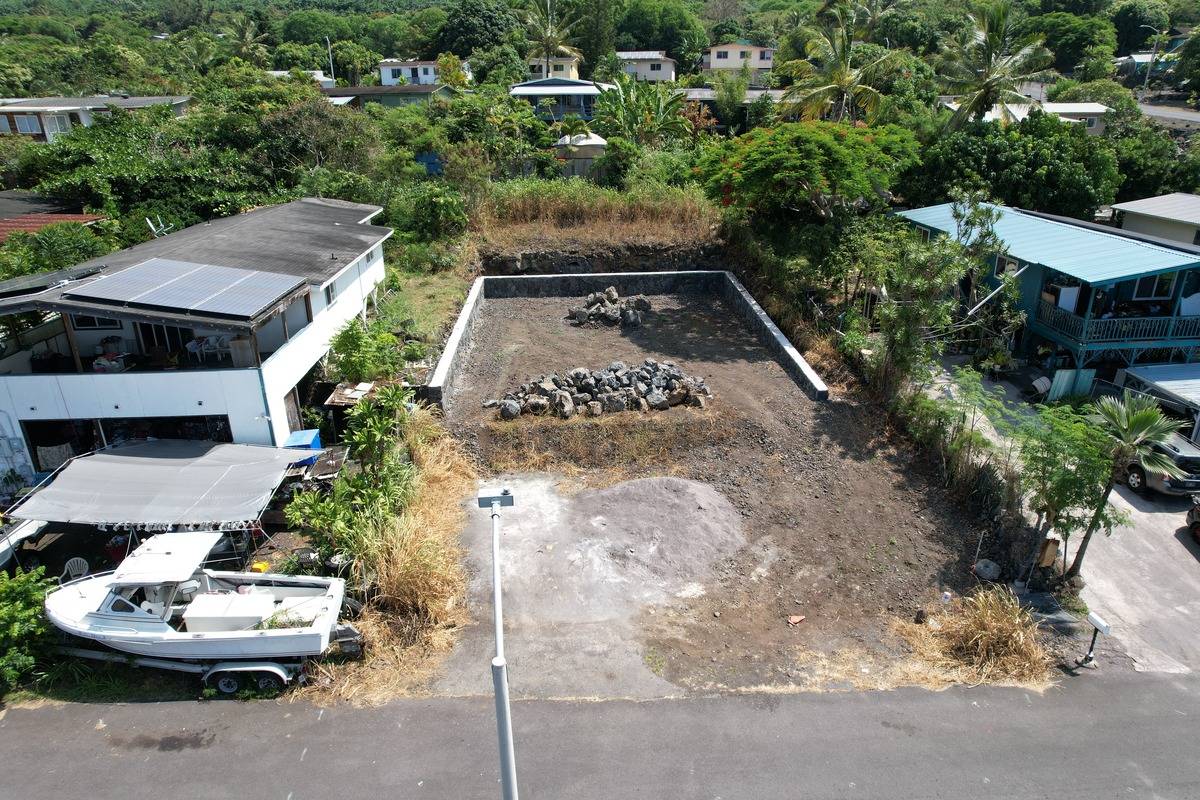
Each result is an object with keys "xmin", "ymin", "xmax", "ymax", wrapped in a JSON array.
[{"xmin": 2, "ymin": 671, "xmax": 1198, "ymax": 800}]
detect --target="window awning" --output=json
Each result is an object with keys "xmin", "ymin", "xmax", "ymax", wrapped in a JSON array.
[{"xmin": 9, "ymin": 441, "xmax": 306, "ymax": 528}]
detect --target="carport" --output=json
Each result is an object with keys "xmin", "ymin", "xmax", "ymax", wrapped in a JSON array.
[{"xmin": 1121, "ymin": 363, "xmax": 1200, "ymax": 442}]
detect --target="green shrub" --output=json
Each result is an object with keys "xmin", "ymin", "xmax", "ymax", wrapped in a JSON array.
[
  {"xmin": 328, "ymin": 317, "xmax": 401, "ymax": 383},
  {"xmin": 388, "ymin": 182, "xmax": 468, "ymax": 242},
  {"xmin": 0, "ymin": 568, "xmax": 54, "ymax": 694}
]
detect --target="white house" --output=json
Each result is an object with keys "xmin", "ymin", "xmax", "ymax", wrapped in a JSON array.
[
  {"xmin": 509, "ymin": 77, "xmax": 613, "ymax": 121},
  {"xmin": 616, "ymin": 50, "xmax": 676, "ymax": 82},
  {"xmin": 0, "ymin": 198, "xmax": 392, "ymax": 479},
  {"xmin": 266, "ymin": 69, "xmax": 336, "ymax": 88},
  {"xmin": 1113, "ymin": 193, "xmax": 1200, "ymax": 245},
  {"xmin": 527, "ymin": 55, "xmax": 581, "ymax": 80},
  {"xmin": 702, "ymin": 41, "xmax": 774, "ymax": 80},
  {"xmin": 0, "ymin": 96, "xmax": 190, "ymax": 143},
  {"xmin": 938, "ymin": 99, "xmax": 1111, "ymax": 134},
  {"xmin": 378, "ymin": 59, "xmax": 472, "ymax": 86}
]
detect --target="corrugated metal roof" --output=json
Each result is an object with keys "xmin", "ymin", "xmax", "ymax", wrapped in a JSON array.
[
  {"xmin": 1126, "ymin": 363, "xmax": 1200, "ymax": 409},
  {"xmin": 1112, "ymin": 193, "xmax": 1200, "ymax": 226},
  {"xmin": 616, "ymin": 50, "xmax": 673, "ymax": 61},
  {"xmin": 897, "ymin": 203, "xmax": 1200, "ymax": 284}
]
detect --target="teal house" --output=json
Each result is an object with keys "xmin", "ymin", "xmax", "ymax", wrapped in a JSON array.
[{"xmin": 898, "ymin": 203, "xmax": 1200, "ymax": 383}]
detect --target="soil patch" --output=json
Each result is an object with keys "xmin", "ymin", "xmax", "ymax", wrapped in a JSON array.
[{"xmin": 445, "ymin": 294, "xmax": 986, "ymax": 692}]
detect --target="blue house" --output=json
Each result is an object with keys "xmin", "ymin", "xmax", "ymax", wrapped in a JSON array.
[{"xmin": 898, "ymin": 203, "xmax": 1200, "ymax": 384}]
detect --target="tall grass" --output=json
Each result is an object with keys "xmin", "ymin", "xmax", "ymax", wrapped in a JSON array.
[{"xmin": 479, "ymin": 177, "xmax": 719, "ymax": 231}]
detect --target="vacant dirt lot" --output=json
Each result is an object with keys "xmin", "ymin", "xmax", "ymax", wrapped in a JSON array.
[{"xmin": 444, "ymin": 293, "xmax": 984, "ymax": 693}]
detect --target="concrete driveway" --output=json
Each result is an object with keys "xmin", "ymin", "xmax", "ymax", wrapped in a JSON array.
[{"xmin": 1081, "ymin": 485, "xmax": 1200, "ymax": 673}]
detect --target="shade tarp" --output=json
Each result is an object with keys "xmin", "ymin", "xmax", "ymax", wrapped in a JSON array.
[{"xmin": 11, "ymin": 441, "xmax": 305, "ymax": 527}]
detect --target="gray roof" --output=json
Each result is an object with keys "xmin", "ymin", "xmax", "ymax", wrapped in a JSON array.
[
  {"xmin": 1112, "ymin": 193, "xmax": 1200, "ymax": 227},
  {"xmin": 0, "ymin": 95, "xmax": 190, "ymax": 112},
  {"xmin": 616, "ymin": 50, "xmax": 674, "ymax": 62},
  {"xmin": 321, "ymin": 85, "xmax": 449, "ymax": 97},
  {"xmin": 0, "ymin": 190, "xmax": 69, "ymax": 218},
  {"xmin": 76, "ymin": 198, "xmax": 390, "ymax": 285},
  {"xmin": 0, "ymin": 198, "xmax": 391, "ymax": 330}
]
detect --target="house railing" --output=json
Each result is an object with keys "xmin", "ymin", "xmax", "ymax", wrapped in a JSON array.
[{"xmin": 1036, "ymin": 298, "xmax": 1200, "ymax": 344}]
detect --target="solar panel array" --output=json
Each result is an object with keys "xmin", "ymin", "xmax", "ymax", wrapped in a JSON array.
[{"xmin": 64, "ymin": 258, "xmax": 305, "ymax": 319}]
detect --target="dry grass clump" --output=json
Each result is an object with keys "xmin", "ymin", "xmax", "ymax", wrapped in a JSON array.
[
  {"xmin": 896, "ymin": 586, "xmax": 1052, "ymax": 686},
  {"xmin": 479, "ymin": 408, "xmax": 732, "ymax": 476},
  {"xmin": 299, "ymin": 406, "xmax": 476, "ymax": 705},
  {"xmin": 481, "ymin": 178, "xmax": 718, "ymax": 228},
  {"xmin": 373, "ymin": 406, "xmax": 476, "ymax": 619}
]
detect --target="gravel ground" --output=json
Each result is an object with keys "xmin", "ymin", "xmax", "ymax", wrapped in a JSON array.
[{"xmin": 445, "ymin": 294, "xmax": 989, "ymax": 691}]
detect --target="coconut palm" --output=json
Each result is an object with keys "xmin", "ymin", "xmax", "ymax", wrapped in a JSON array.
[
  {"xmin": 937, "ymin": 0, "xmax": 1054, "ymax": 128},
  {"xmin": 780, "ymin": 6, "xmax": 898, "ymax": 123},
  {"xmin": 224, "ymin": 14, "xmax": 268, "ymax": 66},
  {"xmin": 525, "ymin": 0, "xmax": 583, "ymax": 78},
  {"xmin": 1067, "ymin": 391, "xmax": 1185, "ymax": 578},
  {"xmin": 851, "ymin": 0, "xmax": 911, "ymax": 43},
  {"xmin": 593, "ymin": 73, "xmax": 688, "ymax": 145}
]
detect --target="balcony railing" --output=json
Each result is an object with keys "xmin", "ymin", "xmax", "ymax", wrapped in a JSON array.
[{"xmin": 1036, "ymin": 299, "xmax": 1200, "ymax": 344}]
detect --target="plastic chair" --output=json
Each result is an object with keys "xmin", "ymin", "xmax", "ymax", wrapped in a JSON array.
[{"xmin": 60, "ymin": 557, "xmax": 88, "ymax": 583}]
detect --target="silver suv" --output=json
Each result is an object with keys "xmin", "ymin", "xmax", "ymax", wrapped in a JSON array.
[{"xmin": 1127, "ymin": 433, "xmax": 1200, "ymax": 495}]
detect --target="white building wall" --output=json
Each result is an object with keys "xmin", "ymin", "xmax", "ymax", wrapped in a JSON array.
[
  {"xmin": 1121, "ymin": 213, "xmax": 1199, "ymax": 244},
  {"xmin": 259, "ymin": 246, "xmax": 387, "ymax": 445},
  {"xmin": 621, "ymin": 60, "xmax": 675, "ymax": 81},
  {"xmin": 0, "ymin": 369, "xmax": 270, "ymax": 476}
]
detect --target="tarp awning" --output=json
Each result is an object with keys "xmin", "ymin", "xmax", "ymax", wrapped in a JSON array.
[{"xmin": 10, "ymin": 441, "xmax": 305, "ymax": 527}]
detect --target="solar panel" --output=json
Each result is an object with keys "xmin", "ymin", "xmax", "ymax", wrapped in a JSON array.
[{"xmin": 64, "ymin": 258, "xmax": 305, "ymax": 319}]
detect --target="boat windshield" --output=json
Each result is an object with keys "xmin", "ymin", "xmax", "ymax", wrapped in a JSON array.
[{"xmin": 101, "ymin": 584, "xmax": 179, "ymax": 621}]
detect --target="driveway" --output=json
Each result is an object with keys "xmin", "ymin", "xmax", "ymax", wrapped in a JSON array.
[{"xmin": 1081, "ymin": 485, "xmax": 1200, "ymax": 673}]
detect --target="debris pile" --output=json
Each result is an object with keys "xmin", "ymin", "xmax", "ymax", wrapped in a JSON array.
[
  {"xmin": 484, "ymin": 359, "xmax": 711, "ymax": 420},
  {"xmin": 567, "ymin": 286, "xmax": 651, "ymax": 328}
]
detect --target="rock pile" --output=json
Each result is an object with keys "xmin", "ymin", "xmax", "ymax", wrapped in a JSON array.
[
  {"xmin": 567, "ymin": 286, "xmax": 651, "ymax": 328},
  {"xmin": 485, "ymin": 359, "xmax": 711, "ymax": 420}
]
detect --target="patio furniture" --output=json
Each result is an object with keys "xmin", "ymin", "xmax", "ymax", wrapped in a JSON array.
[
  {"xmin": 1022, "ymin": 376, "xmax": 1053, "ymax": 403},
  {"xmin": 60, "ymin": 556, "xmax": 88, "ymax": 583}
]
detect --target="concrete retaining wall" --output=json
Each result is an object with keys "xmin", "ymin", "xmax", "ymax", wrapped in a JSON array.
[{"xmin": 426, "ymin": 270, "xmax": 828, "ymax": 407}]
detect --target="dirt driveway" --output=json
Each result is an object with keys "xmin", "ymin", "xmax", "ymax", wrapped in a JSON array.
[
  {"xmin": 1081, "ymin": 486, "xmax": 1200, "ymax": 673},
  {"xmin": 440, "ymin": 294, "xmax": 984, "ymax": 695}
]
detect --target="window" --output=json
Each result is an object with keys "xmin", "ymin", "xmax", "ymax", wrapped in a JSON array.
[
  {"xmin": 1134, "ymin": 272, "xmax": 1176, "ymax": 300},
  {"xmin": 995, "ymin": 256, "xmax": 1019, "ymax": 277},
  {"xmin": 553, "ymin": 63, "xmax": 564, "ymax": 72},
  {"xmin": 716, "ymin": 51, "xmax": 729, "ymax": 60},
  {"xmin": 917, "ymin": 227, "xmax": 930, "ymax": 242},
  {"xmin": 109, "ymin": 596, "xmax": 137, "ymax": 614},
  {"xmin": 1193, "ymin": 229, "xmax": 1200, "ymax": 246},
  {"xmin": 44, "ymin": 114, "xmax": 69, "ymax": 135},
  {"xmin": 14, "ymin": 115, "xmax": 40, "ymax": 134},
  {"xmin": 422, "ymin": 67, "xmax": 430, "ymax": 75},
  {"xmin": 70, "ymin": 314, "xmax": 121, "ymax": 330},
  {"xmin": 760, "ymin": 50, "xmax": 771, "ymax": 60},
  {"xmin": 0, "ymin": 116, "xmax": 9, "ymax": 134},
  {"xmin": 390, "ymin": 68, "xmax": 401, "ymax": 79},
  {"xmin": 1085, "ymin": 117, "xmax": 1096, "ymax": 128},
  {"xmin": 650, "ymin": 62, "xmax": 662, "ymax": 71},
  {"xmin": 739, "ymin": 50, "xmax": 749, "ymax": 58},
  {"xmin": 324, "ymin": 283, "xmax": 338, "ymax": 305}
]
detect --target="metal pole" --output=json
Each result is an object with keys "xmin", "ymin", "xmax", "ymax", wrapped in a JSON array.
[
  {"xmin": 1141, "ymin": 26, "xmax": 1160, "ymax": 95},
  {"xmin": 480, "ymin": 492, "xmax": 518, "ymax": 800},
  {"xmin": 325, "ymin": 36, "xmax": 336, "ymax": 81}
]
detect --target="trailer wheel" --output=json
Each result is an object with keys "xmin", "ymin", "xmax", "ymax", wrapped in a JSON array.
[
  {"xmin": 254, "ymin": 672, "xmax": 285, "ymax": 694},
  {"xmin": 211, "ymin": 672, "xmax": 243, "ymax": 695}
]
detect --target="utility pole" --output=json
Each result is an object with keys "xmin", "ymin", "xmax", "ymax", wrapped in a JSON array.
[
  {"xmin": 1140, "ymin": 25, "xmax": 1162, "ymax": 96},
  {"xmin": 325, "ymin": 35, "xmax": 336, "ymax": 82},
  {"xmin": 478, "ymin": 490, "xmax": 518, "ymax": 800}
]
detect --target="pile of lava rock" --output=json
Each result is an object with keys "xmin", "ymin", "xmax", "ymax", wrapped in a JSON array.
[
  {"xmin": 484, "ymin": 359, "xmax": 710, "ymax": 420},
  {"xmin": 567, "ymin": 286, "xmax": 651, "ymax": 327}
]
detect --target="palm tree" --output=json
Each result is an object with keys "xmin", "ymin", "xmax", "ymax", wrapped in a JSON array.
[
  {"xmin": 224, "ymin": 13, "xmax": 268, "ymax": 66},
  {"xmin": 780, "ymin": 6, "xmax": 898, "ymax": 123},
  {"xmin": 525, "ymin": 0, "xmax": 583, "ymax": 78},
  {"xmin": 594, "ymin": 73, "xmax": 688, "ymax": 145},
  {"xmin": 938, "ymin": 0, "xmax": 1054, "ymax": 128},
  {"xmin": 851, "ymin": 0, "xmax": 911, "ymax": 43},
  {"xmin": 1066, "ymin": 391, "xmax": 1185, "ymax": 578}
]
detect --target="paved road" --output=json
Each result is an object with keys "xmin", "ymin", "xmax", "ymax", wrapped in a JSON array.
[
  {"xmin": 2, "ymin": 672, "xmax": 1198, "ymax": 799},
  {"xmin": 1139, "ymin": 103, "xmax": 1200, "ymax": 127},
  {"xmin": 1081, "ymin": 486, "xmax": 1200, "ymax": 674}
]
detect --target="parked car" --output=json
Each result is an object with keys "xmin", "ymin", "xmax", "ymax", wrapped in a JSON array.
[{"xmin": 1126, "ymin": 433, "xmax": 1200, "ymax": 495}]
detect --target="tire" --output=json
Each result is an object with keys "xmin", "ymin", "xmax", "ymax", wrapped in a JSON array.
[
  {"xmin": 211, "ymin": 672, "xmax": 243, "ymax": 695},
  {"xmin": 341, "ymin": 597, "xmax": 364, "ymax": 619},
  {"xmin": 1127, "ymin": 466, "xmax": 1147, "ymax": 493},
  {"xmin": 254, "ymin": 672, "xmax": 285, "ymax": 694}
]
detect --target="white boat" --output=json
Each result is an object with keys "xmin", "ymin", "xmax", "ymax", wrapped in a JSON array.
[{"xmin": 45, "ymin": 530, "xmax": 350, "ymax": 660}]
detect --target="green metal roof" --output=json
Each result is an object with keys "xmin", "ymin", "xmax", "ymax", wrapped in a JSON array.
[{"xmin": 897, "ymin": 203, "xmax": 1200, "ymax": 285}]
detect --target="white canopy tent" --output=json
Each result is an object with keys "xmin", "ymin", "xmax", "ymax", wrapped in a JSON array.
[{"xmin": 8, "ymin": 441, "xmax": 307, "ymax": 529}]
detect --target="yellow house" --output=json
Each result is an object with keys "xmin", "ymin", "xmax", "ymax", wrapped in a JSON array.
[{"xmin": 528, "ymin": 56, "xmax": 581, "ymax": 80}]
